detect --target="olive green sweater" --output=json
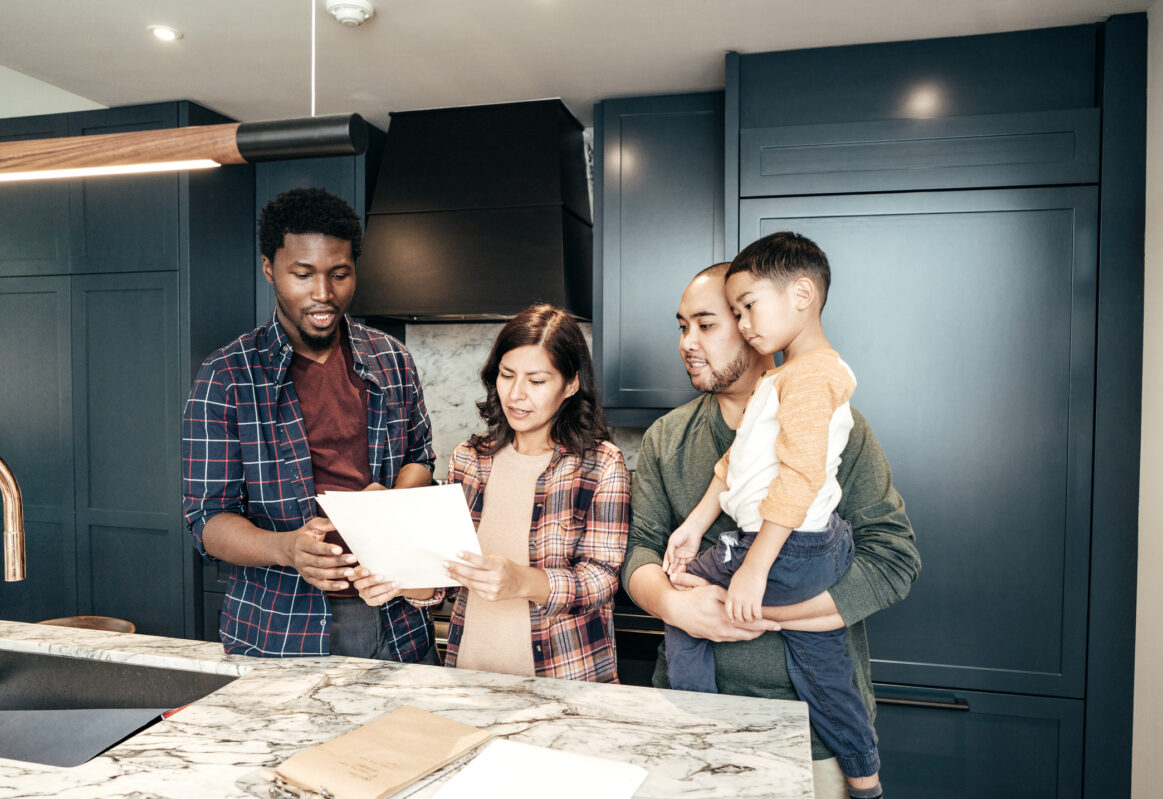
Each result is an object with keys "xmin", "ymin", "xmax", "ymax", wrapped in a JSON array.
[{"xmin": 623, "ymin": 394, "xmax": 920, "ymax": 760}]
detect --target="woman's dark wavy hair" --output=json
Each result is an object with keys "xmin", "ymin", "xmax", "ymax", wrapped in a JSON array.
[{"xmin": 471, "ymin": 304, "xmax": 609, "ymax": 457}]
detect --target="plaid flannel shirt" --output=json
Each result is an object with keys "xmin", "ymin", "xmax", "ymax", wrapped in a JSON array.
[
  {"xmin": 182, "ymin": 313, "xmax": 436, "ymax": 658},
  {"xmin": 443, "ymin": 440, "xmax": 630, "ymax": 682}
]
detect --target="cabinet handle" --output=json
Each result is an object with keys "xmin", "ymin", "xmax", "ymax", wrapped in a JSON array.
[{"xmin": 875, "ymin": 696, "xmax": 971, "ymax": 711}]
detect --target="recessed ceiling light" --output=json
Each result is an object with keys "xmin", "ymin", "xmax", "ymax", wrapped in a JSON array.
[{"xmin": 148, "ymin": 25, "xmax": 183, "ymax": 42}]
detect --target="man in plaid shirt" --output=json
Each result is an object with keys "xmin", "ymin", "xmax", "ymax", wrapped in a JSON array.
[{"xmin": 182, "ymin": 188, "xmax": 437, "ymax": 660}]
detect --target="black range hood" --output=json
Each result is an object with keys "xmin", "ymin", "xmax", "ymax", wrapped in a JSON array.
[{"xmin": 353, "ymin": 99, "xmax": 592, "ymax": 321}]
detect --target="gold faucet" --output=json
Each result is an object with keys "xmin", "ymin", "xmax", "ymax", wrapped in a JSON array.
[{"xmin": 0, "ymin": 456, "xmax": 25, "ymax": 581}]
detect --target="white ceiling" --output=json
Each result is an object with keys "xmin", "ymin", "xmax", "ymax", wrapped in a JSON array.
[{"xmin": 0, "ymin": 0, "xmax": 1149, "ymax": 128}]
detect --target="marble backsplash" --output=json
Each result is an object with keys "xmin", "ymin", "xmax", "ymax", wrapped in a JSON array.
[{"xmin": 404, "ymin": 322, "xmax": 644, "ymax": 480}]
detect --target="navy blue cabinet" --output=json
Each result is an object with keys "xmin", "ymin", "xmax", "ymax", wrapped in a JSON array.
[
  {"xmin": 0, "ymin": 102, "xmax": 254, "ymax": 638},
  {"xmin": 0, "ymin": 116, "xmax": 69, "ymax": 277},
  {"xmin": 875, "ymin": 686, "xmax": 1084, "ymax": 798},
  {"xmin": 723, "ymin": 17, "xmax": 1144, "ymax": 798},
  {"xmin": 742, "ymin": 187, "xmax": 1096, "ymax": 702},
  {"xmin": 70, "ymin": 272, "xmax": 183, "ymax": 634},
  {"xmin": 0, "ymin": 276, "xmax": 76, "ymax": 622},
  {"xmin": 593, "ymin": 92, "xmax": 724, "ymax": 424},
  {"xmin": 66, "ymin": 105, "xmax": 181, "ymax": 274},
  {"xmin": 589, "ymin": 17, "xmax": 1141, "ymax": 799}
]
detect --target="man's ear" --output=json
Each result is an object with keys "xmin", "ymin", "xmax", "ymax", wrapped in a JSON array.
[{"xmin": 261, "ymin": 256, "xmax": 275, "ymax": 287}]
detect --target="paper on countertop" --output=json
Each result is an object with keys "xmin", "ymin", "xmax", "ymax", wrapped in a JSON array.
[
  {"xmin": 272, "ymin": 705, "xmax": 492, "ymax": 799},
  {"xmin": 431, "ymin": 739, "xmax": 648, "ymax": 799},
  {"xmin": 315, "ymin": 483, "xmax": 481, "ymax": 589}
]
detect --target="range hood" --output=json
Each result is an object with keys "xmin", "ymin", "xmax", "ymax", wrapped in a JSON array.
[{"xmin": 353, "ymin": 99, "xmax": 592, "ymax": 321}]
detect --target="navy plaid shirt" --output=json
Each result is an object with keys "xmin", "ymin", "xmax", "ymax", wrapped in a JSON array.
[{"xmin": 182, "ymin": 313, "xmax": 436, "ymax": 658}]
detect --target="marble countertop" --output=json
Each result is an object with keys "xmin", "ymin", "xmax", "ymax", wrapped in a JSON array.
[{"xmin": 0, "ymin": 620, "xmax": 813, "ymax": 798}]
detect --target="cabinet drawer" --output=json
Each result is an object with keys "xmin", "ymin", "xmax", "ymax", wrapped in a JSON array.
[
  {"xmin": 740, "ymin": 109, "xmax": 1099, "ymax": 196},
  {"xmin": 875, "ymin": 685, "xmax": 1082, "ymax": 798}
]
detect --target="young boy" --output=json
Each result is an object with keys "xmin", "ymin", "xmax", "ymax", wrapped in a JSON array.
[{"xmin": 662, "ymin": 231, "xmax": 882, "ymax": 799}]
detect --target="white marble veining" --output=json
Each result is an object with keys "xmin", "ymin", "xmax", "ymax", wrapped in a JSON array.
[
  {"xmin": 405, "ymin": 322, "xmax": 501, "ymax": 480},
  {"xmin": 0, "ymin": 620, "xmax": 814, "ymax": 799}
]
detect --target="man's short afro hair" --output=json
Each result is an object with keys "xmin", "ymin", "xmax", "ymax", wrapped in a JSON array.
[{"xmin": 258, "ymin": 187, "xmax": 363, "ymax": 263}]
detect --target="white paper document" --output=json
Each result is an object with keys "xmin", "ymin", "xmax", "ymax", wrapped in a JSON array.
[
  {"xmin": 431, "ymin": 739, "xmax": 648, "ymax": 799},
  {"xmin": 315, "ymin": 483, "xmax": 481, "ymax": 589}
]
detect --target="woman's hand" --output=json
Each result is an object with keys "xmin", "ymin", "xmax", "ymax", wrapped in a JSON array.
[
  {"xmin": 351, "ymin": 567, "xmax": 440, "ymax": 607},
  {"xmin": 445, "ymin": 551, "xmax": 548, "ymax": 604},
  {"xmin": 350, "ymin": 567, "xmax": 402, "ymax": 607}
]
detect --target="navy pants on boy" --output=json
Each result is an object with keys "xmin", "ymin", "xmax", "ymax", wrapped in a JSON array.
[{"xmin": 664, "ymin": 513, "xmax": 880, "ymax": 778}]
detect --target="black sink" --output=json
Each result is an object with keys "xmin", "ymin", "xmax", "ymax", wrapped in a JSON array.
[{"xmin": 0, "ymin": 648, "xmax": 237, "ymax": 766}]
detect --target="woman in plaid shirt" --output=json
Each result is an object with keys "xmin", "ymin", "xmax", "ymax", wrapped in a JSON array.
[{"xmin": 356, "ymin": 305, "xmax": 630, "ymax": 682}]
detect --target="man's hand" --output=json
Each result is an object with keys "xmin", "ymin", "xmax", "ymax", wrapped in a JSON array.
[
  {"xmin": 664, "ymin": 572, "xmax": 779, "ymax": 641},
  {"xmin": 724, "ymin": 561, "xmax": 767, "ymax": 623},
  {"xmin": 445, "ymin": 550, "xmax": 549, "ymax": 604},
  {"xmin": 282, "ymin": 518, "xmax": 358, "ymax": 591}
]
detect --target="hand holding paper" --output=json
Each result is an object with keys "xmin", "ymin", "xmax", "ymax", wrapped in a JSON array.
[
  {"xmin": 445, "ymin": 550, "xmax": 551, "ymax": 605},
  {"xmin": 315, "ymin": 483, "xmax": 482, "ymax": 589}
]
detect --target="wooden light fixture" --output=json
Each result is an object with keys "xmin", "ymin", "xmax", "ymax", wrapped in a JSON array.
[{"xmin": 0, "ymin": 113, "xmax": 369, "ymax": 182}]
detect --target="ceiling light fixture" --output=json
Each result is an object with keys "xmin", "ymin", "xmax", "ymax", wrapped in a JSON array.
[
  {"xmin": 326, "ymin": 0, "xmax": 375, "ymax": 27},
  {"xmin": 0, "ymin": 114, "xmax": 369, "ymax": 182},
  {"xmin": 148, "ymin": 25, "xmax": 183, "ymax": 41},
  {"xmin": 0, "ymin": 4, "xmax": 371, "ymax": 183}
]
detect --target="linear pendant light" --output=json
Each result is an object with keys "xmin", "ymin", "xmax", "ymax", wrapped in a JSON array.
[{"xmin": 0, "ymin": 113, "xmax": 369, "ymax": 182}]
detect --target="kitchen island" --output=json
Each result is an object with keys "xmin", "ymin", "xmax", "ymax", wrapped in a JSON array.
[{"xmin": 0, "ymin": 619, "xmax": 814, "ymax": 798}]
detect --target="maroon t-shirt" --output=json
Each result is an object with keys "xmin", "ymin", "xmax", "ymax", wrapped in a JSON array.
[{"xmin": 289, "ymin": 335, "xmax": 371, "ymax": 597}]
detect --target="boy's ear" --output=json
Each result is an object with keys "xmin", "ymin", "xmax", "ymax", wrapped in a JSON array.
[{"xmin": 792, "ymin": 276, "xmax": 815, "ymax": 310}]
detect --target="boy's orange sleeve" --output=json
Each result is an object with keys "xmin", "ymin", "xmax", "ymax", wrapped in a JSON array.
[
  {"xmin": 758, "ymin": 354, "xmax": 854, "ymax": 530},
  {"xmin": 714, "ymin": 448, "xmax": 730, "ymax": 483}
]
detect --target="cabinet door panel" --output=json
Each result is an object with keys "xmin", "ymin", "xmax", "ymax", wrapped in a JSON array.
[
  {"xmin": 0, "ymin": 115, "xmax": 70, "ymax": 277},
  {"xmin": 741, "ymin": 188, "xmax": 1095, "ymax": 697},
  {"xmin": 71, "ymin": 272, "xmax": 182, "ymax": 636},
  {"xmin": 0, "ymin": 277, "xmax": 76, "ymax": 620},
  {"xmin": 595, "ymin": 93, "xmax": 723, "ymax": 416},
  {"xmin": 68, "ymin": 106, "xmax": 179, "ymax": 274},
  {"xmin": 875, "ymin": 685, "xmax": 1083, "ymax": 798}
]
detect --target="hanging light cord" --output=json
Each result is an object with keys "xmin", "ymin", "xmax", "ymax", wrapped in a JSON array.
[{"xmin": 310, "ymin": 0, "xmax": 317, "ymax": 117}]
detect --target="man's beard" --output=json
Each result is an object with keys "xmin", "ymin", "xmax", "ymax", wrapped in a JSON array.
[
  {"xmin": 699, "ymin": 344, "xmax": 751, "ymax": 394},
  {"xmin": 297, "ymin": 325, "xmax": 339, "ymax": 353}
]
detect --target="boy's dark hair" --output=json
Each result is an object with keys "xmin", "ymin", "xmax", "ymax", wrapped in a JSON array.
[
  {"xmin": 258, "ymin": 188, "xmax": 363, "ymax": 263},
  {"xmin": 472, "ymin": 304, "xmax": 609, "ymax": 457},
  {"xmin": 726, "ymin": 231, "xmax": 831, "ymax": 309}
]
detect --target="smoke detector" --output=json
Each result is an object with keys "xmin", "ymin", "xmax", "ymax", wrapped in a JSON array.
[{"xmin": 326, "ymin": 0, "xmax": 375, "ymax": 26}]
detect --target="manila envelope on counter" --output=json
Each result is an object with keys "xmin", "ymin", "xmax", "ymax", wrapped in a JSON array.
[{"xmin": 271, "ymin": 705, "xmax": 492, "ymax": 799}]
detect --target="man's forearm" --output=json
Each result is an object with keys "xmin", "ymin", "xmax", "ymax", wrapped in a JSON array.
[
  {"xmin": 626, "ymin": 562, "xmax": 678, "ymax": 624},
  {"xmin": 202, "ymin": 513, "xmax": 292, "ymax": 568},
  {"xmin": 761, "ymin": 589, "xmax": 839, "ymax": 623},
  {"xmin": 393, "ymin": 462, "xmax": 433, "ymax": 489}
]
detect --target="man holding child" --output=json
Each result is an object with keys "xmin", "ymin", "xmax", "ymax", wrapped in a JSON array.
[{"xmin": 623, "ymin": 233, "xmax": 921, "ymax": 798}]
